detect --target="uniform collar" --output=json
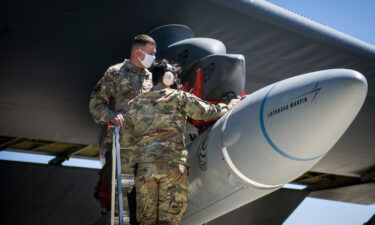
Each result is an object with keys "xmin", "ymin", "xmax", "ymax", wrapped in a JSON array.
[
  {"xmin": 150, "ymin": 85, "xmax": 166, "ymax": 91},
  {"xmin": 123, "ymin": 59, "xmax": 148, "ymax": 76}
]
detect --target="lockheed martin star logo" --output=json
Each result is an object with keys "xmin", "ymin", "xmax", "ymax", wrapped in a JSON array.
[
  {"xmin": 267, "ymin": 82, "xmax": 322, "ymax": 118},
  {"xmin": 298, "ymin": 82, "xmax": 322, "ymax": 103}
]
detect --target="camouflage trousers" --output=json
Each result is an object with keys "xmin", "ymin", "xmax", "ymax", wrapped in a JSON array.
[{"xmin": 136, "ymin": 162, "xmax": 189, "ymax": 225}]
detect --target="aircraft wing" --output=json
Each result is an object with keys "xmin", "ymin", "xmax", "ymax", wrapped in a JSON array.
[{"xmin": 1, "ymin": 0, "xmax": 374, "ymax": 205}]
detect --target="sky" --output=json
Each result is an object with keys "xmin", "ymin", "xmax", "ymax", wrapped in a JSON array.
[
  {"xmin": 266, "ymin": 0, "xmax": 375, "ymax": 224},
  {"xmin": 1, "ymin": 0, "xmax": 374, "ymax": 224},
  {"xmin": 0, "ymin": 150, "xmax": 102, "ymax": 169},
  {"xmin": 266, "ymin": 0, "xmax": 375, "ymax": 45}
]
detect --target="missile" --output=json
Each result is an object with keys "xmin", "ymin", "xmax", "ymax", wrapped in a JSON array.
[{"xmin": 182, "ymin": 69, "xmax": 367, "ymax": 225}]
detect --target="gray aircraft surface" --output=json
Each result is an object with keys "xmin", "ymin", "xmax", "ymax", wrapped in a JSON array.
[{"xmin": 0, "ymin": 0, "xmax": 374, "ymax": 225}]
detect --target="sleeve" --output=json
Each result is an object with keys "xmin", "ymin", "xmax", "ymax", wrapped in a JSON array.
[
  {"xmin": 89, "ymin": 69, "xmax": 117, "ymax": 124},
  {"xmin": 121, "ymin": 112, "xmax": 135, "ymax": 149},
  {"xmin": 120, "ymin": 110, "xmax": 137, "ymax": 170},
  {"xmin": 181, "ymin": 91, "xmax": 232, "ymax": 121}
]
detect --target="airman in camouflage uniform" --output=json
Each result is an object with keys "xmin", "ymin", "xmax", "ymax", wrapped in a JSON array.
[
  {"xmin": 121, "ymin": 59, "xmax": 239, "ymax": 225},
  {"xmin": 89, "ymin": 34, "xmax": 156, "ymax": 223},
  {"xmin": 90, "ymin": 58, "xmax": 153, "ymax": 164}
]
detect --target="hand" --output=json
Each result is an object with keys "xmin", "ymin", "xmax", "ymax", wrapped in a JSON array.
[
  {"xmin": 111, "ymin": 114, "xmax": 124, "ymax": 127},
  {"xmin": 228, "ymin": 99, "xmax": 240, "ymax": 108}
]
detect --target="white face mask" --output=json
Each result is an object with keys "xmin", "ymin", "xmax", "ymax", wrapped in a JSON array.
[{"xmin": 138, "ymin": 49, "xmax": 155, "ymax": 68}]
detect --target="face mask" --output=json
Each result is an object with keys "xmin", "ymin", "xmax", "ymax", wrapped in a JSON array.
[{"xmin": 138, "ymin": 49, "xmax": 155, "ymax": 68}]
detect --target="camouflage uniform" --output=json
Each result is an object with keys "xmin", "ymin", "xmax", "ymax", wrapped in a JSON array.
[
  {"xmin": 122, "ymin": 86, "xmax": 232, "ymax": 225},
  {"xmin": 89, "ymin": 59, "xmax": 152, "ymax": 220}
]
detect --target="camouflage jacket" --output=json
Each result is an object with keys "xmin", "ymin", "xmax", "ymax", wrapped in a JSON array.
[
  {"xmin": 89, "ymin": 59, "xmax": 153, "ymax": 124},
  {"xmin": 122, "ymin": 86, "xmax": 232, "ymax": 166}
]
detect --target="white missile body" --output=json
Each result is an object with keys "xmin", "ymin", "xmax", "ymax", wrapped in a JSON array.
[{"xmin": 182, "ymin": 69, "xmax": 367, "ymax": 225}]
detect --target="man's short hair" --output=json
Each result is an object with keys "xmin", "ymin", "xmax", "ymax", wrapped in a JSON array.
[
  {"xmin": 132, "ymin": 34, "xmax": 156, "ymax": 49},
  {"xmin": 150, "ymin": 59, "xmax": 181, "ymax": 85}
]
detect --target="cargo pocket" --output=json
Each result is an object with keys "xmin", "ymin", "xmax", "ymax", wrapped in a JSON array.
[{"xmin": 165, "ymin": 191, "xmax": 188, "ymax": 224}]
